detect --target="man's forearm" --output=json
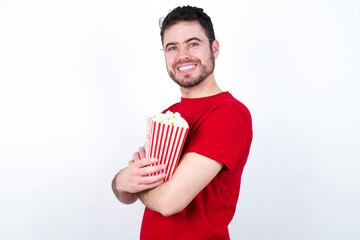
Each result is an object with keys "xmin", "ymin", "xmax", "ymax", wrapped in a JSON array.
[
  {"xmin": 137, "ymin": 182, "xmax": 180, "ymax": 217},
  {"xmin": 136, "ymin": 152, "xmax": 224, "ymax": 217}
]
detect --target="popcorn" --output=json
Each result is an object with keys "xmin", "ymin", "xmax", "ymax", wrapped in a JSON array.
[
  {"xmin": 145, "ymin": 111, "xmax": 189, "ymax": 181},
  {"xmin": 148, "ymin": 111, "xmax": 189, "ymax": 128}
]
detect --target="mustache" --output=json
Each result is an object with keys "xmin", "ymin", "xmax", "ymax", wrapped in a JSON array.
[{"xmin": 172, "ymin": 59, "xmax": 200, "ymax": 69}]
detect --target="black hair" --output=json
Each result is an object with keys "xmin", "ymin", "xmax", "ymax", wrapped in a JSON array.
[{"xmin": 159, "ymin": 6, "xmax": 216, "ymax": 46}]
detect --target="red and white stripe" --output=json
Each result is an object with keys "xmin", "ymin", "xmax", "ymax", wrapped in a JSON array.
[{"xmin": 145, "ymin": 118, "xmax": 189, "ymax": 181}]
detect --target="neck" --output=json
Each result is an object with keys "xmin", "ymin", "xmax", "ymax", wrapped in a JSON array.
[{"xmin": 180, "ymin": 74, "xmax": 222, "ymax": 98}]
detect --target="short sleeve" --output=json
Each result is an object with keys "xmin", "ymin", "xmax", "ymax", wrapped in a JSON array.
[{"xmin": 185, "ymin": 105, "xmax": 252, "ymax": 170}]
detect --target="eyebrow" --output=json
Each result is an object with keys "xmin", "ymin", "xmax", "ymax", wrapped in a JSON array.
[{"xmin": 164, "ymin": 37, "xmax": 202, "ymax": 49}]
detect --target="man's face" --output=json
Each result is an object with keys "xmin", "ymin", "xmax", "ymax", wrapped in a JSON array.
[{"xmin": 162, "ymin": 21, "xmax": 218, "ymax": 88}]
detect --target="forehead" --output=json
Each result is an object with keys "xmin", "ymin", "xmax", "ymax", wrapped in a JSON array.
[{"xmin": 163, "ymin": 21, "xmax": 207, "ymax": 44}]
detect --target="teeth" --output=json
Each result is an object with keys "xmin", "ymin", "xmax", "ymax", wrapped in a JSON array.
[{"xmin": 179, "ymin": 65, "xmax": 195, "ymax": 71}]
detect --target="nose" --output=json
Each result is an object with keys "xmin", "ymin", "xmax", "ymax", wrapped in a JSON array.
[{"xmin": 177, "ymin": 44, "xmax": 190, "ymax": 60}]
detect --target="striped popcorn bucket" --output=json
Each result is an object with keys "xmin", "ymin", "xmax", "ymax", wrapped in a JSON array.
[{"xmin": 145, "ymin": 117, "xmax": 189, "ymax": 181}]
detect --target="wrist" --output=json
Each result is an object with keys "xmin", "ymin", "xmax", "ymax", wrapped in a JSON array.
[{"xmin": 112, "ymin": 169, "xmax": 138, "ymax": 204}]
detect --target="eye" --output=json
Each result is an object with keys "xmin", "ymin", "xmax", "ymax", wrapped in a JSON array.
[
  {"xmin": 187, "ymin": 40, "xmax": 201, "ymax": 48},
  {"xmin": 166, "ymin": 45, "xmax": 178, "ymax": 52}
]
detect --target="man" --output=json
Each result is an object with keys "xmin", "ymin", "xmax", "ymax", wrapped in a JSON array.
[{"xmin": 112, "ymin": 6, "xmax": 253, "ymax": 239}]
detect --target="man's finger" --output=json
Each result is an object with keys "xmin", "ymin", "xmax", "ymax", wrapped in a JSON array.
[
  {"xmin": 139, "ymin": 179, "xmax": 165, "ymax": 191},
  {"xmin": 139, "ymin": 147, "xmax": 146, "ymax": 159},
  {"xmin": 133, "ymin": 152, "xmax": 141, "ymax": 161},
  {"xmin": 134, "ymin": 157, "xmax": 160, "ymax": 168},
  {"xmin": 139, "ymin": 174, "xmax": 166, "ymax": 185},
  {"xmin": 139, "ymin": 164, "xmax": 166, "ymax": 176}
]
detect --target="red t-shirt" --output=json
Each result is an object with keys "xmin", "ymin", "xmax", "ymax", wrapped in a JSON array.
[{"xmin": 140, "ymin": 92, "xmax": 253, "ymax": 240}]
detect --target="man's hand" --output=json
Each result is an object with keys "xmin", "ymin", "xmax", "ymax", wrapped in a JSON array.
[
  {"xmin": 121, "ymin": 148, "xmax": 166, "ymax": 193},
  {"xmin": 112, "ymin": 147, "xmax": 166, "ymax": 204}
]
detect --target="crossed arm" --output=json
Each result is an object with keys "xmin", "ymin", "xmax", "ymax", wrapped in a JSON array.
[{"xmin": 112, "ymin": 147, "xmax": 223, "ymax": 216}]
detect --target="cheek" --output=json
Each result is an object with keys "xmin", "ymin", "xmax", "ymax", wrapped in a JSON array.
[
  {"xmin": 192, "ymin": 53, "xmax": 207, "ymax": 63},
  {"xmin": 164, "ymin": 57, "xmax": 174, "ymax": 69}
]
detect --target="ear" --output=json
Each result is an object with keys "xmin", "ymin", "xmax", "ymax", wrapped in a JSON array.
[{"xmin": 212, "ymin": 40, "xmax": 220, "ymax": 59}]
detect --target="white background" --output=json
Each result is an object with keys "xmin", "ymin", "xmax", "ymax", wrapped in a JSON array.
[{"xmin": 1, "ymin": 0, "xmax": 359, "ymax": 239}]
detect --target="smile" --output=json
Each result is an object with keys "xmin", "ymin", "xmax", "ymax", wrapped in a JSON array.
[{"xmin": 178, "ymin": 64, "xmax": 196, "ymax": 72}]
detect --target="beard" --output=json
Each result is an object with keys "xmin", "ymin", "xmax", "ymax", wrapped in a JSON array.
[{"xmin": 168, "ymin": 52, "xmax": 215, "ymax": 88}]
